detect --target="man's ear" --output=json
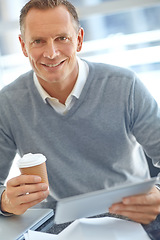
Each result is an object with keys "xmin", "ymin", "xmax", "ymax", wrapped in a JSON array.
[
  {"xmin": 77, "ymin": 27, "xmax": 84, "ymax": 52},
  {"xmin": 19, "ymin": 35, "xmax": 28, "ymax": 57}
]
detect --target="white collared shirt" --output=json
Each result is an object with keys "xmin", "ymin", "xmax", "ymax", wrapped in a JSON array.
[{"xmin": 34, "ymin": 57, "xmax": 89, "ymax": 115}]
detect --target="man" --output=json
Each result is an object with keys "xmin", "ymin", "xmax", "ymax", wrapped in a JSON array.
[{"xmin": 0, "ymin": 0, "xmax": 160, "ymax": 224}]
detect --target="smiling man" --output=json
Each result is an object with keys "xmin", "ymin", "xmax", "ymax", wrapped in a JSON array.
[
  {"xmin": 19, "ymin": 3, "xmax": 84, "ymax": 104},
  {"xmin": 0, "ymin": 0, "xmax": 160, "ymax": 225}
]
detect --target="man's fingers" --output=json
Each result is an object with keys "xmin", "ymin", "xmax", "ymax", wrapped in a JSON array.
[
  {"xmin": 109, "ymin": 203, "xmax": 158, "ymax": 224},
  {"xmin": 17, "ymin": 182, "xmax": 49, "ymax": 196},
  {"xmin": 11, "ymin": 196, "xmax": 49, "ymax": 215},
  {"xmin": 17, "ymin": 189, "xmax": 49, "ymax": 204},
  {"xmin": 109, "ymin": 187, "xmax": 160, "ymax": 224},
  {"xmin": 7, "ymin": 175, "xmax": 42, "ymax": 187},
  {"xmin": 6, "ymin": 183, "xmax": 49, "ymax": 206},
  {"xmin": 1, "ymin": 188, "xmax": 49, "ymax": 215},
  {"xmin": 122, "ymin": 187, "xmax": 160, "ymax": 206},
  {"xmin": 1, "ymin": 175, "xmax": 49, "ymax": 215},
  {"xmin": 110, "ymin": 210, "xmax": 157, "ymax": 225},
  {"xmin": 109, "ymin": 202, "xmax": 160, "ymax": 215}
]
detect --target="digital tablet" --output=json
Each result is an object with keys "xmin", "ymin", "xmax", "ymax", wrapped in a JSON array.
[{"xmin": 54, "ymin": 177, "xmax": 158, "ymax": 224}]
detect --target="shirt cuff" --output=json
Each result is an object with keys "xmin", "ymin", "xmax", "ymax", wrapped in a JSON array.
[{"xmin": 0, "ymin": 186, "xmax": 13, "ymax": 216}]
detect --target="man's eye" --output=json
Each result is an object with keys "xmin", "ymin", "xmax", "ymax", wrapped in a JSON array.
[
  {"xmin": 58, "ymin": 37, "xmax": 68, "ymax": 41},
  {"xmin": 34, "ymin": 39, "xmax": 41, "ymax": 44},
  {"xmin": 31, "ymin": 39, "xmax": 45, "ymax": 47}
]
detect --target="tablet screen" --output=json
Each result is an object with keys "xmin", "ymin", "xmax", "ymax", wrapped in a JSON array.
[{"xmin": 54, "ymin": 177, "xmax": 158, "ymax": 224}]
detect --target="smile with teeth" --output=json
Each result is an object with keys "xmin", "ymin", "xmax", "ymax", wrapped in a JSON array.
[{"xmin": 42, "ymin": 61, "xmax": 64, "ymax": 68}]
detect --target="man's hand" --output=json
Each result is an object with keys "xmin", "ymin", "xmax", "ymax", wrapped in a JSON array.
[
  {"xmin": 1, "ymin": 175, "xmax": 49, "ymax": 215},
  {"xmin": 109, "ymin": 186, "xmax": 160, "ymax": 224}
]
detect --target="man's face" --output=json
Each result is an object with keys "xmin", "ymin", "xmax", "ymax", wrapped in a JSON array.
[{"xmin": 19, "ymin": 6, "xmax": 84, "ymax": 89}]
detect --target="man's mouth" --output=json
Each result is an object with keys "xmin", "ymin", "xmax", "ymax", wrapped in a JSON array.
[{"xmin": 42, "ymin": 60, "xmax": 65, "ymax": 68}]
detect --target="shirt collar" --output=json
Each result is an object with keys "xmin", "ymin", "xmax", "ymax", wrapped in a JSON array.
[{"xmin": 33, "ymin": 57, "xmax": 89, "ymax": 104}]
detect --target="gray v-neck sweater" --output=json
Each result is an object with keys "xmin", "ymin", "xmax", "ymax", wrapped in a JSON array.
[{"xmin": 0, "ymin": 61, "xmax": 160, "ymax": 199}]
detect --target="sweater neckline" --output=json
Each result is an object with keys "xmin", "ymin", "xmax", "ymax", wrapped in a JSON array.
[{"xmin": 31, "ymin": 61, "xmax": 96, "ymax": 119}]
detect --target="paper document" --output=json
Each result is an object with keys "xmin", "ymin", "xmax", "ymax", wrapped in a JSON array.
[
  {"xmin": 24, "ymin": 217, "xmax": 150, "ymax": 240},
  {"xmin": 24, "ymin": 230, "xmax": 58, "ymax": 240}
]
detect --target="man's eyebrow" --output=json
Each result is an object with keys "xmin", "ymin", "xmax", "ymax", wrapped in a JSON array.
[
  {"xmin": 56, "ymin": 32, "xmax": 70, "ymax": 37},
  {"xmin": 31, "ymin": 36, "xmax": 44, "ymax": 40}
]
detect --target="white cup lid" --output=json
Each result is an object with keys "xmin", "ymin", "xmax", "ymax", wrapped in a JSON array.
[{"xmin": 17, "ymin": 153, "xmax": 47, "ymax": 168}]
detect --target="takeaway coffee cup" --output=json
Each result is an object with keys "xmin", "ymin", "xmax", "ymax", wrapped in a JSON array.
[{"xmin": 17, "ymin": 153, "xmax": 49, "ymax": 185}]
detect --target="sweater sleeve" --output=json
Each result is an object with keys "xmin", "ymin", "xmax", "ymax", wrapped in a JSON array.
[
  {"xmin": 0, "ymin": 92, "xmax": 17, "ymax": 186},
  {"xmin": 0, "ymin": 186, "xmax": 13, "ymax": 216},
  {"xmin": 130, "ymin": 75, "xmax": 160, "ymax": 166},
  {"xmin": 0, "ymin": 92, "xmax": 17, "ymax": 215}
]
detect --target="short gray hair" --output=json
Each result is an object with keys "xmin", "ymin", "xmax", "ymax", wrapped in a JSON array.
[{"xmin": 20, "ymin": 0, "xmax": 80, "ymax": 38}]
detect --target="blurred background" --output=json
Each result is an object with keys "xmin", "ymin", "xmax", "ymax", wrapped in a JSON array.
[
  {"xmin": 0, "ymin": 0, "xmax": 160, "ymax": 179},
  {"xmin": 0, "ymin": 0, "xmax": 160, "ymax": 105}
]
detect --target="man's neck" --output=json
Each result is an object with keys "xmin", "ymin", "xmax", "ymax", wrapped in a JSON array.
[
  {"xmin": 37, "ymin": 62, "xmax": 79, "ymax": 105},
  {"xmin": 43, "ymin": 79, "xmax": 77, "ymax": 105}
]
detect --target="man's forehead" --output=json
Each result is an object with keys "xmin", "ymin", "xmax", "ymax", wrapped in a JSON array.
[
  {"xmin": 23, "ymin": 7, "xmax": 78, "ymax": 40},
  {"xmin": 25, "ymin": 6, "xmax": 73, "ymax": 26}
]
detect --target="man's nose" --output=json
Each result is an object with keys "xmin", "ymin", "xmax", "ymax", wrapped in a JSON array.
[{"xmin": 43, "ymin": 40, "xmax": 58, "ymax": 59}]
